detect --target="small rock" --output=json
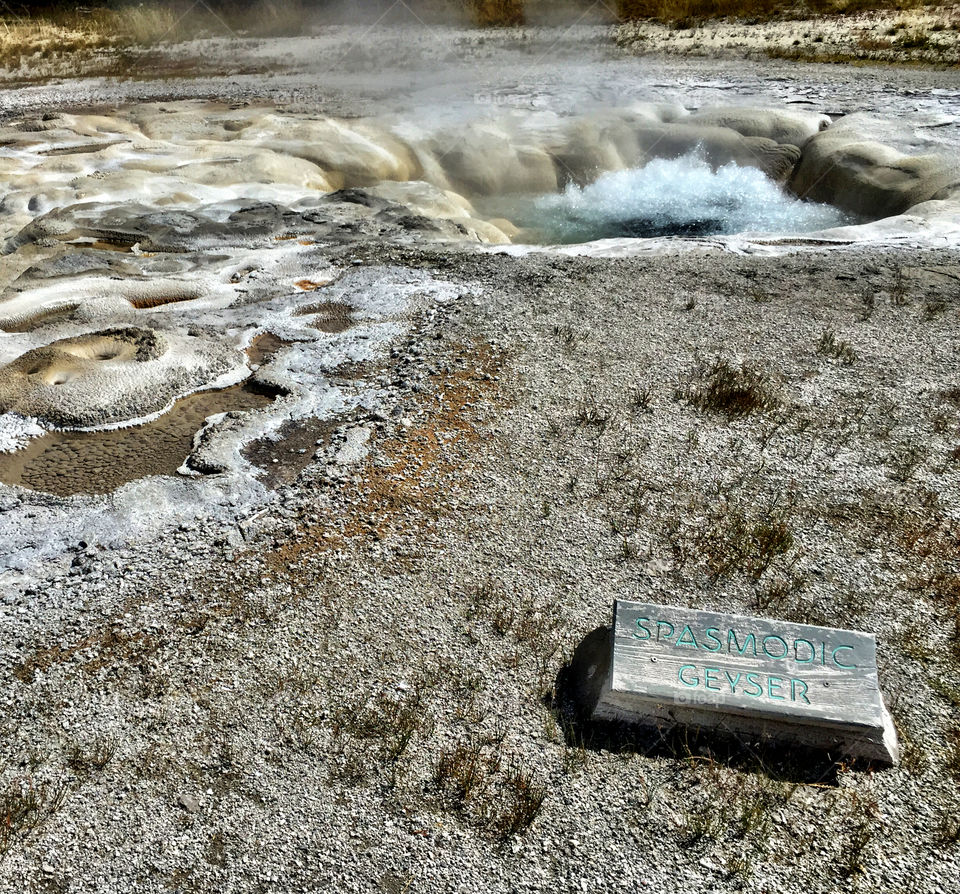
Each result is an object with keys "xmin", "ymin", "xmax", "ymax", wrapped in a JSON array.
[{"xmin": 176, "ymin": 793, "xmax": 200, "ymax": 814}]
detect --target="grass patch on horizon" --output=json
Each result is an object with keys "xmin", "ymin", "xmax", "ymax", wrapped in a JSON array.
[
  {"xmin": 472, "ymin": 0, "xmax": 525, "ymax": 26},
  {"xmin": 616, "ymin": 0, "xmax": 952, "ymax": 24},
  {"xmin": 0, "ymin": 3, "xmax": 304, "ymax": 61},
  {"xmin": 2, "ymin": 0, "xmax": 957, "ymax": 62}
]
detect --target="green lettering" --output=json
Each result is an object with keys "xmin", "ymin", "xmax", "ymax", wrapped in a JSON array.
[
  {"xmin": 743, "ymin": 673, "xmax": 762, "ymax": 697},
  {"xmin": 678, "ymin": 665, "xmax": 699, "ymax": 687},
  {"xmin": 724, "ymin": 671, "xmax": 742, "ymax": 692},
  {"xmin": 633, "ymin": 617, "xmax": 651, "ymax": 640},
  {"xmin": 702, "ymin": 627, "xmax": 722, "ymax": 652},
  {"xmin": 704, "ymin": 667, "xmax": 721, "ymax": 691},
  {"xmin": 656, "ymin": 620, "xmax": 675, "ymax": 642},
  {"xmin": 793, "ymin": 638, "xmax": 815, "ymax": 664},
  {"xmin": 676, "ymin": 625, "xmax": 699, "ymax": 649},
  {"xmin": 727, "ymin": 630, "xmax": 757, "ymax": 656},
  {"xmin": 762, "ymin": 634, "xmax": 788, "ymax": 659},
  {"xmin": 791, "ymin": 678, "xmax": 810, "ymax": 704},
  {"xmin": 768, "ymin": 676, "xmax": 785, "ymax": 700},
  {"xmin": 832, "ymin": 645, "xmax": 857, "ymax": 669}
]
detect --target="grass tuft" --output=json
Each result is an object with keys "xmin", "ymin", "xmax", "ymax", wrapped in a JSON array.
[
  {"xmin": 496, "ymin": 765, "xmax": 546, "ymax": 836},
  {"xmin": 677, "ymin": 355, "xmax": 779, "ymax": 418},
  {"xmin": 335, "ymin": 687, "xmax": 429, "ymax": 763},
  {"xmin": 817, "ymin": 328, "xmax": 857, "ymax": 366},
  {"xmin": 433, "ymin": 737, "xmax": 546, "ymax": 837},
  {"xmin": 67, "ymin": 735, "xmax": 119, "ymax": 777},
  {"xmin": 0, "ymin": 777, "xmax": 68, "ymax": 858},
  {"xmin": 699, "ymin": 509, "xmax": 794, "ymax": 579},
  {"xmin": 435, "ymin": 739, "xmax": 492, "ymax": 804}
]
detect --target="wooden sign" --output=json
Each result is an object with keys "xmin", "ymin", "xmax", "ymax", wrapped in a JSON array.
[{"xmin": 588, "ymin": 600, "xmax": 899, "ymax": 764}]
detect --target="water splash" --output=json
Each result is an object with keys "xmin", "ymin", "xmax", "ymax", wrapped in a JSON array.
[{"xmin": 503, "ymin": 154, "xmax": 855, "ymax": 244}]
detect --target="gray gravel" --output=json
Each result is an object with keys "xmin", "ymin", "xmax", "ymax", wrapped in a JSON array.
[
  {"xmin": 1, "ymin": 241, "xmax": 958, "ymax": 892},
  {"xmin": 2, "ymin": 26, "xmax": 960, "ymax": 141},
  {"xmin": 0, "ymin": 25, "xmax": 959, "ymax": 894}
]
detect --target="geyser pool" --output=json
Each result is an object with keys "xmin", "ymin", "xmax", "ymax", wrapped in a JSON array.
[{"xmin": 483, "ymin": 154, "xmax": 857, "ymax": 244}]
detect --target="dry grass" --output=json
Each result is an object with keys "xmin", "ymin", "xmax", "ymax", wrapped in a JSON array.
[
  {"xmin": 433, "ymin": 737, "xmax": 546, "ymax": 837},
  {"xmin": 616, "ymin": 0, "xmax": 952, "ymax": 23},
  {"xmin": 0, "ymin": 0, "xmax": 953, "ymax": 79},
  {"xmin": 616, "ymin": 0, "xmax": 780, "ymax": 21},
  {"xmin": 335, "ymin": 688, "xmax": 430, "ymax": 763},
  {"xmin": 676, "ymin": 355, "xmax": 780, "ymax": 418},
  {"xmin": 0, "ymin": 1, "xmax": 308, "ymax": 68},
  {"xmin": 0, "ymin": 777, "xmax": 68, "ymax": 858},
  {"xmin": 472, "ymin": 0, "xmax": 526, "ymax": 25},
  {"xmin": 697, "ymin": 508, "xmax": 795, "ymax": 579},
  {"xmin": 3, "ymin": 0, "xmax": 953, "ymax": 61},
  {"xmin": 857, "ymin": 32, "xmax": 895, "ymax": 51},
  {"xmin": 0, "ymin": 8, "xmax": 175, "ymax": 60},
  {"xmin": 66, "ymin": 736, "xmax": 120, "ymax": 777},
  {"xmin": 478, "ymin": 0, "xmax": 955, "ymax": 23},
  {"xmin": 817, "ymin": 328, "xmax": 858, "ymax": 366}
]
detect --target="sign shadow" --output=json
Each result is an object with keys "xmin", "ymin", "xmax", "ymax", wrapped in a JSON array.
[{"xmin": 551, "ymin": 625, "xmax": 874, "ymax": 787}]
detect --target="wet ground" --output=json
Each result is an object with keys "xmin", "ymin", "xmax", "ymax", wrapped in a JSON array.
[
  {"xmin": 0, "ymin": 24, "xmax": 955, "ymax": 576},
  {"xmin": 2, "ymin": 27, "xmax": 959, "ymax": 139},
  {"xmin": 0, "ymin": 381, "xmax": 275, "ymax": 496},
  {"xmin": 0, "ymin": 23, "xmax": 957, "ymax": 894}
]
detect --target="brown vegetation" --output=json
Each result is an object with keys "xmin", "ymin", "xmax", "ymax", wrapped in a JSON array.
[
  {"xmin": 0, "ymin": 0, "xmax": 954, "ymax": 81},
  {"xmin": 2, "ymin": 0, "xmax": 955, "ymax": 60},
  {"xmin": 616, "ymin": 0, "xmax": 781, "ymax": 20},
  {"xmin": 616, "ymin": 0, "xmax": 951, "ymax": 23},
  {"xmin": 676, "ymin": 355, "xmax": 780, "ymax": 418},
  {"xmin": 472, "ymin": 0, "xmax": 526, "ymax": 26}
]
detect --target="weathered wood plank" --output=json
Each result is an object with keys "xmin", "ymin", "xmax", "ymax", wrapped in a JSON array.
[{"xmin": 589, "ymin": 600, "xmax": 898, "ymax": 764}]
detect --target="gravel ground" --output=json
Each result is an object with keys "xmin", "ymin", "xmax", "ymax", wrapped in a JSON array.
[
  {"xmin": 1, "ymin": 241, "xmax": 958, "ymax": 892},
  {"xmin": 1, "ymin": 24, "xmax": 960, "ymax": 894},
  {"xmin": 2, "ymin": 26, "xmax": 960, "ymax": 131}
]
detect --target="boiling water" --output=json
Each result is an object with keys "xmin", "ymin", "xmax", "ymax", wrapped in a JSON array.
[{"xmin": 493, "ymin": 154, "xmax": 856, "ymax": 244}]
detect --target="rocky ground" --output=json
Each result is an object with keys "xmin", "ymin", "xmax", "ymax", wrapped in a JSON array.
[
  {"xmin": 0, "ymin": 239, "xmax": 958, "ymax": 892},
  {"xmin": 0, "ymin": 22, "xmax": 959, "ymax": 894}
]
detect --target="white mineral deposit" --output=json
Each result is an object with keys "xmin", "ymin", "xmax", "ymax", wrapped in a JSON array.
[{"xmin": 0, "ymin": 5, "xmax": 957, "ymax": 893}]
